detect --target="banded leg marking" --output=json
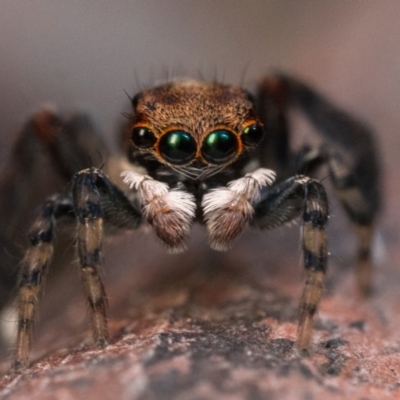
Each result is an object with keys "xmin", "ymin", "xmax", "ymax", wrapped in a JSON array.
[
  {"xmin": 328, "ymin": 153, "xmax": 379, "ymax": 295},
  {"xmin": 298, "ymin": 180, "xmax": 329, "ymax": 353},
  {"xmin": 251, "ymin": 176, "xmax": 329, "ymax": 353},
  {"xmin": 73, "ymin": 169, "xmax": 109, "ymax": 347},
  {"xmin": 12, "ymin": 195, "xmax": 72, "ymax": 371},
  {"xmin": 273, "ymin": 74, "xmax": 381, "ymax": 295}
]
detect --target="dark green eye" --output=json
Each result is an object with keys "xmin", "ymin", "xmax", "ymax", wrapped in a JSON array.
[
  {"xmin": 201, "ymin": 130, "xmax": 238, "ymax": 164},
  {"xmin": 242, "ymin": 124, "xmax": 264, "ymax": 146},
  {"xmin": 131, "ymin": 126, "xmax": 156, "ymax": 148},
  {"xmin": 159, "ymin": 131, "xmax": 197, "ymax": 165}
]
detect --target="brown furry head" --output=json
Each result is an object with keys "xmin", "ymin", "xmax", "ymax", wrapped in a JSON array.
[{"xmin": 130, "ymin": 79, "xmax": 264, "ymax": 171}]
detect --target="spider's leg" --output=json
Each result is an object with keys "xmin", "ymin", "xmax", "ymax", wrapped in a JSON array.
[
  {"xmin": 0, "ymin": 112, "xmax": 54, "ymax": 234},
  {"xmin": 264, "ymin": 74, "xmax": 380, "ymax": 295},
  {"xmin": 12, "ymin": 167, "xmax": 142, "ymax": 371},
  {"xmin": 1, "ymin": 110, "xmax": 107, "ymax": 198},
  {"xmin": 251, "ymin": 175, "xmax": 329, "ymax": 354},
  {"xmin": 294, "ymin": 144, "xmax": 377, "ymax": 295},
  {"xmin": 325, "ymin": 150, "xmax": 378, "ymax": 295},
  {"xmin": 12, "ymin": 195, "xmax": 74, "ymax": 371},
  {"xmin": 292, "ymin": 145, "xmax": 326, "ymax": 177},
  {"xmin": 0, "ymin": 110, "xmax": 109, "ymax": 309},
  {"xmin": 72, "ymin": 168, "xmax": 142, "ymax": 349},
  {"xmin": 29, "ymin": 109, "xmax": 108, "ymax": 180},
  {"xmin": 0, "ymin": 109, "xmax": 108, "ymax": 228}
]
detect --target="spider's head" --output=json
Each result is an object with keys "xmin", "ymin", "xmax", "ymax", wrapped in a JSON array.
[{"xmin": 129, "ymin": 80, "xmax": 264, "ymax": 177}]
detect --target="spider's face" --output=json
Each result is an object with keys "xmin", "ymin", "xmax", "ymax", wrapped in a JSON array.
[{"xmin": 130, "ymin": 80, "xmax": 264, "ymax": 175}]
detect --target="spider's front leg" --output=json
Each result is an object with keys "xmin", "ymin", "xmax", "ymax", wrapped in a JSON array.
[
  {"xmin": 72, "ymin": 168, "xmax": 143, "ymax": 348},
  {"xmin": 251, "ymin": 175, "xmax": 329, "ymax": 354},
  {"xmin": 201, "ymin": 168, "xmax": 276, "ymax": 250},
  {"xmin": 0, "ymin": 110, "xmax": 108, "ymax": 310},
  {"xmin": 73, "ymin": 171, "xmax": 109, "ymax": 348},
  {"xmin": 258, "ymin": 74, "xmax": 381, "ymax": 295},
  {"xmin": 121, "ymin": 170, "xmax": 196, "ymax": 253},
  {"xmin": 12, "ymin": 167, "xmax": 143, "ymax": 371}
]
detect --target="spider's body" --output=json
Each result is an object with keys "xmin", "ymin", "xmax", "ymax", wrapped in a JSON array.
[
  {"xmin": 123, "ymin": 80, "xmax": 276, "ymax": 252},
  {"xmin": 127, "ymin": 81, "xmax": 259, "ymax": 190},
  {"xmin": 4, "ymin": 75, "xmax": 380, "ymax": 371}
]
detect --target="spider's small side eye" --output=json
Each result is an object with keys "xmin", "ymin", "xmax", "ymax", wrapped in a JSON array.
[
  {"xmin": 159, "ymin": 131, "xmax": 197, "ymax": 165},
  {"xmin": 241, "ymin": 124, "xmax": 264, "ymax": 146},
  {"xmin": 201, "ymin": 130, "xmax": 238, "ymax": 164},
  {"xmin": 131, "ymin": 126, "xmax": 157, "ymax": 149}
]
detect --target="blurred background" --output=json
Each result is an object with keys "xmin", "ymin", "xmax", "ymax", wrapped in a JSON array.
[
  {"xmin": 1, "ymin": 1, "xmax": 399, "ymax": 163},
  {"xmin": 1, "ymin": 0, "xmax": 399, "ymax": 224},
  {"xmin": 1, "ymin": 0, "xmax": 400, "ymax": 379}
]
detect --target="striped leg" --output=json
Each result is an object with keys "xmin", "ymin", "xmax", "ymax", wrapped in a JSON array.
[
  {"xmin": 294, "ymin": 145, "xmax": 378, "ymax": 295},
  {"xmin": 297, "ymin": 180, "xmax": 329, "ymax": 353},
  {"xmin": 12, "ymin": 195, "xmax": 74, "ymax": 371},
  {"xmin": 270, "ymin": 74, "xmax": 381, "ymax": 295},
  {"xmin": 0, "ymin": 110, "xmax": 109, "ymax": 311},
  {"xmin": 72, "ymin": 168, "xmax": 142, "ymax": 348},
  {"xmin": 12, "ymin": 168, "xmax": 142, "ymax": 371},
  {"xmin": 252, "ymin": 176, "xmax": 329, "ymax": 354},
  {"xmin": 74, "ymin": 177, "xmax": 108, "ymax": 347}
]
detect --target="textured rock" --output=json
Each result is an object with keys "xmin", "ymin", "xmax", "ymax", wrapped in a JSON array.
[{"xmin": 0, "ymin": 218, "xmax": 399, "ymax": 400}]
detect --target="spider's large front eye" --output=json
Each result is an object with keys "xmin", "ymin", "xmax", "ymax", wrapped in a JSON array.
[
  {"xmin": 159, "ymin": 131, "xmax": 197, "ymax": 165},
  {"xmin": 201, "ymin": 130, "xmax": 238, "ymax": 164},
  {"xmin": 241, "ymin": 124, "xmax": 264, "ymax": 146},
  {"xmin": 131, "ymin": 126, "xmax": 157, "ymax": 149}
]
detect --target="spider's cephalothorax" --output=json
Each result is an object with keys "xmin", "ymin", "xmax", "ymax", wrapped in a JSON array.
[
  {"xmin": 129, "ymin": 80, "xmax": 261, "ymax": 174},
  {"xmin": 122, "ymin": 80, "xmax": 273, "ymax": 252},
  {"xmin": 4, "ymin": 75, "xmax": 380, "ymax": 371}
]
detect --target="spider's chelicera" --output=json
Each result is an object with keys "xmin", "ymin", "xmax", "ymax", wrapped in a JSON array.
[{"xmin": 9, "ymin": 75, "xmax": 380, "ymax": 371}]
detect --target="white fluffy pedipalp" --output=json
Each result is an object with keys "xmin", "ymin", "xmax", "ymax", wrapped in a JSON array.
[
  {"xmin": 202, "ymin": 168, "xmax": 276, "ymax": 251},
  {"xmin": 121, "ymin": 170, "xmax": 196, "ymax": 252}
]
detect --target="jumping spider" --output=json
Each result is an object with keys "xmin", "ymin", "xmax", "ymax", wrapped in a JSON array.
[{"xmin": 8, "ymin": 74, "xmax": 380, "ymax": 370}]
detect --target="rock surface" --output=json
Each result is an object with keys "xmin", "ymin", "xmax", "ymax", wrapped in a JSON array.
[{"xmin": 0, "ymin": 218, "xmax": 399, "ymax": 400}]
